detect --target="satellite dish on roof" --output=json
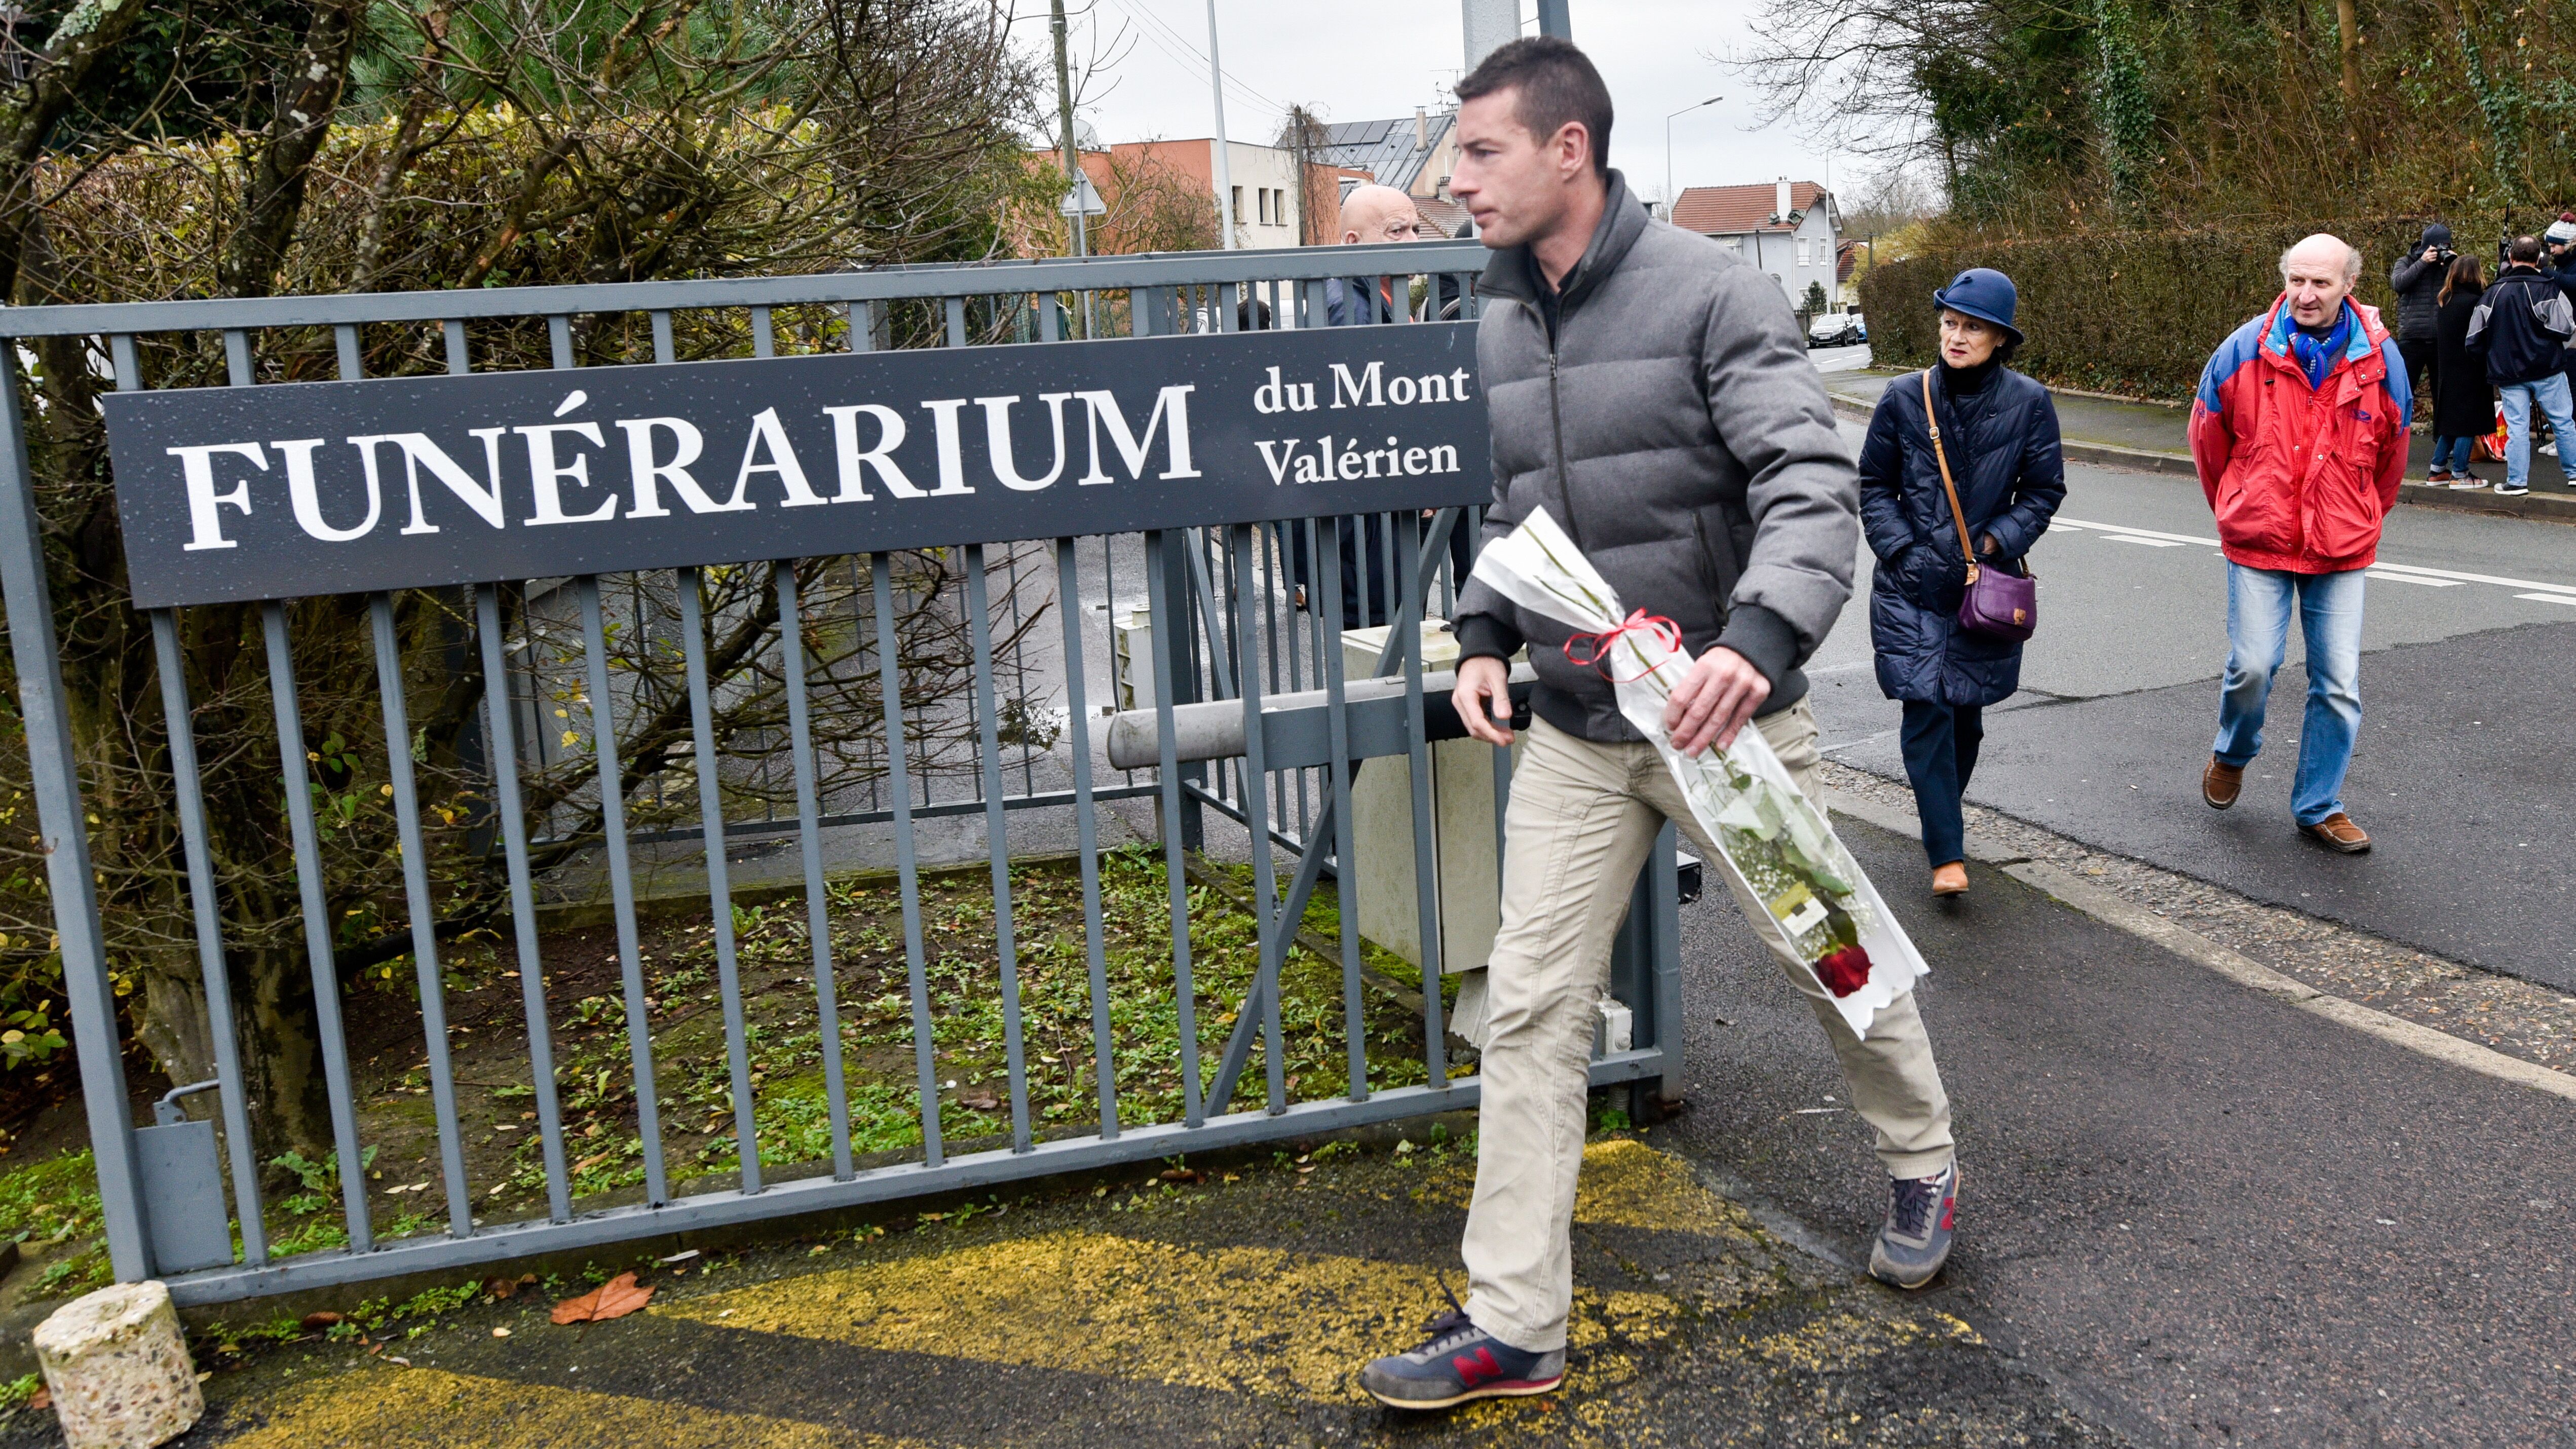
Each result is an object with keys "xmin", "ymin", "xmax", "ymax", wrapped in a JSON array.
[{"xmin": 1074, "ymin": 117, "xmax": 1101, "ymax": 151}]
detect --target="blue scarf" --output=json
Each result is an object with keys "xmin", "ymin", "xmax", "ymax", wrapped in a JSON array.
[{"xmin": 2288, "ymin": 306, "xmax": 2354, "ymax": 391}]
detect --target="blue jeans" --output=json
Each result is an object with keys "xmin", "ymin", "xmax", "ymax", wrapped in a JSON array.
[
  {"xmin": 2213, "ymin": 563, "xmax": 2365, "ymax": 826},
  {"xmin": 1901, "ymin": 701, "xmax": 1983, "ymax": 868},
  {"xmin": 2429, "ymin": 434, "xmax": 2476, "ymax": 474},
  {"xmin": 2498, "ymin": 372, "xmax": 2576, "ymax": 488}
]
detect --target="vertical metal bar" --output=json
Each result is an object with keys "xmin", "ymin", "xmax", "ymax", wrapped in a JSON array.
[
  {"xmin": 1039, "ymin": 293, "xmax": 1062, "ymax": 343},
  {"xmin": 0, "ymin": 347, "xmax": 147, "ymax": 1278},
  {"xmin": 1318, "ymin": 520, "xmax": 1366, "ymax": 1100},
  {"xmin": 944, "ymin": 297, "xmax": 969, "ymax": 348},
  {"xmin": 575, "ymin": 577, "xmax": 669, "ymax": 1205},
  {"xmin": 1186, "ymin": 533, "xmax": 1235, "ymax": 698},
  {"xmin": 109, "ymin": 334, "xmax": 140, "ymax": 390},
  {"xmin": 442, "ymin": 320, "xmax": 469, "ymax": 374},
  {"xmin": 1230, "ymin": 526, "xmax": 1286, "ymax": 1114},
  {"xmin": 650, "ymin": 310, "xmax": 675, "ymax": 364},
  {"xmin": 261, "ymin": 603, "xmax": 374, "ymax": 1252},
  {"xmin": 963, "ymin": 547, "xmax": 1033, "ymax": 1151},
  {"xmin": 751, "ymin": 306, "xmax": 775, "ymax": 358},
  {"xmin": 1055, "ymin": 539, "xmax": 1118, "ymax": 1138},
  {"xmin": 547, "ymin": 317, "xmax": 574, "ymax": 370},
  {"xmin": 334, "ymin": 324, "xmax": 363, "ymax": 380},
  {"xmin": 848, "ymin": 300, "xmax": 875, "ymax": 354},
  {"xmin": 1395, "ymin": 514, "xmax": 1447, "ymax": 1086},
  {"xmin": 678, "ymin": 571, "xmax": 762, "ymax": 1192},
  {"xmin": 147, "ymin": 612, "xmax": 268, "ymax": 1264},
  {"xmin": 1143, "ymin": 533, "xmax": 1202, "ymax": 1124},
  {"xmin": 222, "ymin": 329, "xmax": 253, "ymax": 383},
  {"xmin": 871, "ymin": 555, "xmax": 944, "ymax": 1166},
  {"xmin": 1155, "ymin": 530, "xmax": 1204, "ymax": 851},
  {"xmin": 474, "ymin": 586, "xmax": 573, "ymax": 1222},
  {"xmin": 774, "ymin": 566, "xmax": 854, "ymax": 1178},
  {"xmin": 367, "ymin": 596, "xmax": 473, "ymax": 1238}
]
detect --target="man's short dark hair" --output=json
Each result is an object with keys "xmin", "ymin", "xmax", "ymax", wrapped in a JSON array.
[
  {"xmin": 1455, "ymin": 36, "xmax": 1613, "ymax": 179},
  {"xmin": 2511, "ymin": 235, "xmax": 2544, "ymax": 263}
]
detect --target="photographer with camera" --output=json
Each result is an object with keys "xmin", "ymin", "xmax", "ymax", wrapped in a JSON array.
[{"xmin": 2389, "ymin": 222, "xmax": 2455, "ymax": 410}]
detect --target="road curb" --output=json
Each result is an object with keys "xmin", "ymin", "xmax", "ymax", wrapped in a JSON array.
[
  {"xmin": 1821, "ymin": 793, "xmax": 2576, "ymax": 1108},
  {"xmin": 1826, "ymin": 392, "xmax": 2576, "ymax": 522}
]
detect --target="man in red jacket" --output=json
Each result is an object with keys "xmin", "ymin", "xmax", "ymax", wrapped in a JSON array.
[{"xmin": 2186, "ymin": 233, "xmax": 2410, "ymax": 852}]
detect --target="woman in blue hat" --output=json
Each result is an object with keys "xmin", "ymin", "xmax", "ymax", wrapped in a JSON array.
[{"xmin": 1855, "ymin": 268, "xmax": 2066, "ymax": 895}]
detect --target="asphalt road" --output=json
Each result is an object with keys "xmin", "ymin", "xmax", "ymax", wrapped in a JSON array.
[
  {"xmin": 1811, "ymin": 437, "xmax": 2576, "ymax": 989},
  {"xmin": 1669, "ymin": 817, "xmax": 2576, "ymax": 1448}
]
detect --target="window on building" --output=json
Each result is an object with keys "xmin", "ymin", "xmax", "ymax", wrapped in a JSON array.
[
  {"xmin": 1231, "ymin": 185, "xmax": 1243, "ymax": 227},
  {"xmin": 1256, "ymin": 188, "xmax": 1269, "ymax": 225},
  {"xmin": 1797, "ymin": 239, "xmax": 1811, "ymax": 268}
]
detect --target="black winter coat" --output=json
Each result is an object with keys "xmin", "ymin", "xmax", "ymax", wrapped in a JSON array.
[
  {"xmin": 1858, "ymin": 366, "xmax": 2066, "ymax": 707},
  {"xmin": 2434, "ymin": 284, "xmax": 2494, "ymax": 439}
]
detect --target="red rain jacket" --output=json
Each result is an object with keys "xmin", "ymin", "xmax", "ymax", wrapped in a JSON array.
[{"xmin": 2187, "ymin": 295, "xmax": 2410, "ymax": 574}]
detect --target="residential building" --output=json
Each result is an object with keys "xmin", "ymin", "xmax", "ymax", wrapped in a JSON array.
[
  {"xmin": 1670, "ymin": 178, "xmax": 1843, "ymax": 314},
  {"xmin": 1314, "ymin": 107, "xmax": 1460, "ymax": 204},
  {"xmin": 1022, "ymin": 139, "xmax": 1307, "ymax": 253}
]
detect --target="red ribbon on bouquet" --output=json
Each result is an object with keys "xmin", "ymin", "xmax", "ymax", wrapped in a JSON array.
[{"xmin": 1561, "ymin": 609, "xmax": 1682, "ymax": 683}]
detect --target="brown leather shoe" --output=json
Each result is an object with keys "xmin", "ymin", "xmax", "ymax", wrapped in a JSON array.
[
  {"xmin": 1930, "ymin": 862, "xmax": 1969, "ymax": 896},
  {"xmin": 2300, "ymin": 812, "xmax": 2371, "ymax": 853},
  {"xmin": 2202, "ymin": 756, "xmax": 2244, "ymax": 810}
]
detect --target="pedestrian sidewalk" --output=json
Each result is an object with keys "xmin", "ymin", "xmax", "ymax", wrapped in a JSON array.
[
  {"xmin": 1822, "ymin": 369, "xmax": 2576, "ymax": 525},
  {"xmin": 17, "ymin": 1135, "xmax": 2102, "ymax": 1448}
]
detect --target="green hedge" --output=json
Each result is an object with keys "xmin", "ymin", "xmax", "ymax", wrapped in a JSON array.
[{"xmin": 1857, "ymin": 222, "xmax": 2442, "ymax": 401}]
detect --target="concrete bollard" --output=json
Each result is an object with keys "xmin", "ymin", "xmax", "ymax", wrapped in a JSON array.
[{"xmin": 31, "ymin": 1281, "xmax": 203, "ymax": 1449}]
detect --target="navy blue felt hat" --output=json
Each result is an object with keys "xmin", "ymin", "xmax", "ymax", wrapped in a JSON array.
[{"xmin": 1932, "ymin": 267, "xmax": 2023, "ymax": 344}]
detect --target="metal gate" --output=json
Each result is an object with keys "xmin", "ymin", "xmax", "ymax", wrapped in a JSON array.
[{"xmin": 0, "ymin": 239, "xmax": 1683, "ymax": 1304}]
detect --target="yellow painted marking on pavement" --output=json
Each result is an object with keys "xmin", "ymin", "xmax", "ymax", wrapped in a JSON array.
[
  {"xmin": 663, "ymin": 1231, "xmax": 1678, "ymax": 1402},
  {"xmin": 212, "ymin": 1365, "xmax": 916, "ymax": 1449},
  {"xmin": 1404, "ymin": 1138, "xmax": 1764, "ymax": 1242}
]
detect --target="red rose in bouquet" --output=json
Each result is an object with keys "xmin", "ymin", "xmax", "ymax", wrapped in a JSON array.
[{"xmin": 1816, "ymin": 945, "xmax": 1873, "ymax": 998}]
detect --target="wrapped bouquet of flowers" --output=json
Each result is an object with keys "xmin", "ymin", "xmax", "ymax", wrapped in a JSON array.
[{"xmin": 1468, "ymin": 508, "xmax": 1927, "ymax": 1036}]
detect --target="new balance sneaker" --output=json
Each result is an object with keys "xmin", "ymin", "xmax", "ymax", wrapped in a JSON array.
[
  {"xmin": 1358, "ymin": 1299, "xmax": 1565, "ymax": 1409},
  {"xmin": 1870, "ymin": 1160, "xmax": 1959, "ymax": 1290}
]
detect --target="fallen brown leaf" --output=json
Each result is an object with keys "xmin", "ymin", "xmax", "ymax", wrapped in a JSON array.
[
  {"xmin": 1157, "ymin": 1167, "xmax": 1204, "ymax": 1184},
  {"xmin": 572, "ymin": 1149, "xmax": 616, "ymax": 1174},
  {"xmin": 26, "ymin": 1388, "xmax": 47, "ymax": 1412},
  {"xmin": 550, "ymin": 1271, "xmax": 654, "ymax": 1326},
  {"xmin": 957, "ymin": 1087, "xmax": 1000, "ymax": 1111},
  {"xmin": 300, "ymin": 1311, "xmax": 344, "ymax": 1332},
  {"xmin": 482, "ymin": 1272, "xmax": 536, "ymax": 1300}
]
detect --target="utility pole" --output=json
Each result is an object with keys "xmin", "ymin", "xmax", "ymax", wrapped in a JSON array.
[
  {"xmin": 1050, "ymin": 0, "xmax": 1087, "ymax": 261},
  {"xmin": 1205, "ymin": 0, "xmax": 1235, "ymax": 250},
  {"xmin": 1536, "ymin": 0, "xmax": 1571, "ymax": 37}
]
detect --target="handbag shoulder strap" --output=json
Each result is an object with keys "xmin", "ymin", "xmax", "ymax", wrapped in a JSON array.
[{"xmin": 1921, "ymin": 368, "xmax": 1980, "ymax": 579}]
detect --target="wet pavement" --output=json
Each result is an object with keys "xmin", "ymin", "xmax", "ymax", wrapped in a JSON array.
[{"xmin": 28, "ymin": 1135, "xmax": 2102, "ymax": 1447}]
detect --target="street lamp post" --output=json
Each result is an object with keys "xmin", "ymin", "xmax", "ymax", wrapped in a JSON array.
[{"xmin": 1664, "ymin": 95, "xmax": 1723, "ymax": 219}]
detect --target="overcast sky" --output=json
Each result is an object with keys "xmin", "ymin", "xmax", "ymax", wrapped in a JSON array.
[{"xmin": 1040, "ymin": 0, "xmax": 1879, "ymax": 209}]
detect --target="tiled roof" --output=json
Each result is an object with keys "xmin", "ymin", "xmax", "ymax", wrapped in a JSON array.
[
  {"xmin": 1671, "ymin": 181, "xmax": 1829, "ymax": 236},
  {"xmin": 1837, "ymin": 239, "xmax": 1858, "ymax": 282},
  {"xmin": 1314, "ymin": 112, "xmax": 1454, "ymax": 195},
  {"xmin": 1416, "ymin": 196, "xmax": 1471, "ymax": 239}
]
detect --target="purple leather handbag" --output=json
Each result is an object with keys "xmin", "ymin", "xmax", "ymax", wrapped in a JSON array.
[{"xmin": 1922, "ymin": 369, "xmax": 2038, "ymax": 642}]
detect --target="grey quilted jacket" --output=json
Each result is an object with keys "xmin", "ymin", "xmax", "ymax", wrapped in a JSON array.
[{"xmin": 1453, "ymin": 171, "xmax": 1858, "ymax": 742}]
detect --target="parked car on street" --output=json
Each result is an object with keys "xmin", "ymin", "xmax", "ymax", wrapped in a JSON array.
[{"xmin": 1809, "ymin": 311, "xmax": 1867, "ymax": 348}]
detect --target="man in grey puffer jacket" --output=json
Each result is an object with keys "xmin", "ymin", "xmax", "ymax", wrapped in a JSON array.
[{"xmin": 1357, "ymin": 37, "xmax": 1958, "ymax": 1413}]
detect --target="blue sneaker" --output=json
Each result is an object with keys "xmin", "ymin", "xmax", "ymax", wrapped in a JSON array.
[
  {"xmin": 1358, "ymin": 1295, "xmax": 1565, "ymax": 1409},
  {"xmin": 1870, "ymin": 1159, "xmax": 1959, "ymax": 1289}
]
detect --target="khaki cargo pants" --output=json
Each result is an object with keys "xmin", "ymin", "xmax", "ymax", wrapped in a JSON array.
[{"xmin": 1460, "ymin": 702, "xmax": 1955, "ymax": 1354}]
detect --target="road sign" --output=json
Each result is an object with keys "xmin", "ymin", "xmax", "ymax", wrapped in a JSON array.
[{"xmin": 1059, "ymin": 172, "xmax": 1105, "ymax": 217}]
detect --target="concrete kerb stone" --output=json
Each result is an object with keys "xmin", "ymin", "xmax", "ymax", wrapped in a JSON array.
[{"xmin": 1822, "ymin": 793, "xmax": 2576, "ymax": 1110}]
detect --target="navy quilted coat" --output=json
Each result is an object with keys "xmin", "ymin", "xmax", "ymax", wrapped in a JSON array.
[{"xmin": 1857, "ymin": 367, "xmax": 2066, "ymax": 706}]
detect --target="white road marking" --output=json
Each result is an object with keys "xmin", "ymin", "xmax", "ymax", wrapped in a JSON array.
[
  {"xmin": 2054, "ymin": 516, "xmax": 2576, "ymax": 597},
  {"xmin": 2515, "ymin": 592, "xmax": 2576, "ymax": 606},
  {"xmin": 2366, "ymin": 571, "xmax": 2464, "ymax": 586}
]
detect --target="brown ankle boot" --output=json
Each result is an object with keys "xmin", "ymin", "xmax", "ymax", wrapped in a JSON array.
[
  {"xmin": 2202, "ymin": 756, "xmax": 2244, "ymax": 810},
  {"xmin": 1930, "ymin": 862, "xmax": 1969, "ymax": 896}
]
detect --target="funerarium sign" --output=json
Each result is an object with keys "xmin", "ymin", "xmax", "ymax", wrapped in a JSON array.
[{"xmin": 101, "ymin": 321, "xmax": 1489, "ymax": 609}]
